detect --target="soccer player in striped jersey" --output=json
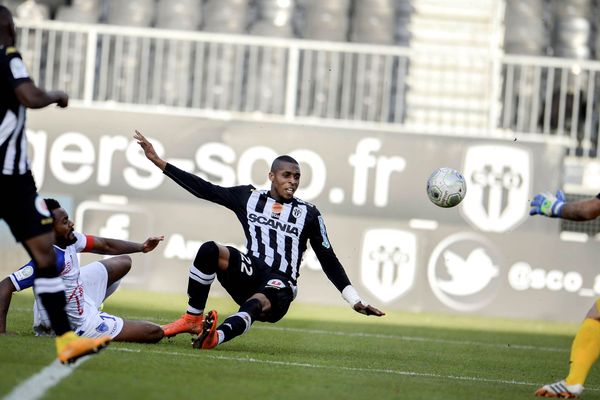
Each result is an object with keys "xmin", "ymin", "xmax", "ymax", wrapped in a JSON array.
[
  {"xmin": 530, "ymin": 190, "xmax": 600, "ymax": 398},
  {"xmin": 0, "ymin": 5, "xmax": 110, "ymax": 363},
  {"xmin": 0, "ymin": 198, "xmax": 165, "ymax": 343},
  {"xmin": 134, "ymin": 130, "xmax": 384, "ymax": 350}
]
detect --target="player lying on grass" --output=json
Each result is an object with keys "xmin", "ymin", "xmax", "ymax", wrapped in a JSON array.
[
  {"xmin": 135, "ymin": 130, "xmax": 384, "ymax": 350},
  {"xmin": 530, "ymin": 190, "xmax": 600, "ymax": 399},
  {"xmin": 0, "ymin": 198, "xmax": 165, "ymax": 343}
]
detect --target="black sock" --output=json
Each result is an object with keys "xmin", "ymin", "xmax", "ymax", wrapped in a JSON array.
[
  {"xmin": 188, "ymin": 242, "xmax": 219, "ymax": 310},
  {"xmin": 219, "ymin": 298, "xmax": 261, "ymax": 343}
]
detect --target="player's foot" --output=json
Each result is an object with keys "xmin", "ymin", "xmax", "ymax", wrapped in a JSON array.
[
  {"xmin": 162, "ymin": 313, "xmax": 204, "ymax": 338},
  {"xmin": 534, "ymin": 380, "xmax": 584, "ymax": 398},
  {"xmin": 192, "ymin": 310, "xmax": 218, "ymax": 350},
  {"xmin": 56, "ymin": 331, "xmax": 111, "ymax": 364}
]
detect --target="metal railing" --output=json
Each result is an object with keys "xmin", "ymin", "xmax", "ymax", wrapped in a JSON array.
[
  {"xmin": 15, "ymin": 19, "xmax": 600, "ymax": 157},
  {"xmin": 500, "ymin": 54, "xmax": 600, "ymax": 157}
]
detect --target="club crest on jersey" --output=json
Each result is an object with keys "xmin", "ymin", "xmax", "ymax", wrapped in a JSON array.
[
  {"xmin": 95, "ymin": 322, "xmax": 109, "ymax": 333},
  {"xmin": 248, "ymin": 213, "xmax": 299, "ymax": 236},
  {"xmin": 266, "ymin": 279, "xmax": 285, "ymax": 289},
  {"xmin": 14, "ymin": 265, "xmax": 34, "ymax": 281},
  {"xmin": 292, "ymin": 208, "xmax": 302, "ymax": 219}
]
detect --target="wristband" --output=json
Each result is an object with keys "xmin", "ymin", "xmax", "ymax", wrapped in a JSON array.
[{"xmin": 342, "ymin": 285, "xmax": 362, "ymax": 306}]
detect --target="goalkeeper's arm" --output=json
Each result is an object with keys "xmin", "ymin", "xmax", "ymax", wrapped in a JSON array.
[
  {"xmin": 530, "ymin": 191, "xmax": 600, "ymax": 221},
  {"xmin": 561, "ymin": 195, "xmax": 600, "ymax": 221}
]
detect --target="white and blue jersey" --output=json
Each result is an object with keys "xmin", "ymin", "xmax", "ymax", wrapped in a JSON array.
[{"xmin": 10, "ymin": 231, "xmax": 94, "ymax": 332}]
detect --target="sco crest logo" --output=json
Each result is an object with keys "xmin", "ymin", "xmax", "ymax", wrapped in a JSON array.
[{"xmin": 461, "ymin": 145, "xmax": 531, "ymax": 232}]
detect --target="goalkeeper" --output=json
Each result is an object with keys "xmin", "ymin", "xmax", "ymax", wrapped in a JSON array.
[{"xmin": 530, "ymin": 190, "xmax": 600, "ymax": 398}]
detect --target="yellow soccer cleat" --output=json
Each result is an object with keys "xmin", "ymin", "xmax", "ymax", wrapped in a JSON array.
[{"xmin": 56, "ymin": 331, "xmax": 111, "ymax": 364}]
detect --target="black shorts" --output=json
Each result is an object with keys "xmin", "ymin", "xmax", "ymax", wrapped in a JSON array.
[
  {"xmin": 0, "ymin": 171, "xmax": 53, "ymax": 242},
  {"xmin": 217, "ymin": 246, "xmax": 296, "ymax": 323}
]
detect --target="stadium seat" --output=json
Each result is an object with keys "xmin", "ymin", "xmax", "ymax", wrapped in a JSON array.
[
  {"xmin": 504, "ymin": 0, "xmax": 549, "ymax": 56},
  {"xmin": 155, "ymin": 0, "xmax": 202, "ymax": 31},
  {"xmin": 301, "ymin": 0, "xmax": 350, "ymax": 42},
  {"xmin": 249, "ymin": 0, "xmax": 296, "ymax": 38},
  {"xmin": 55, "ymin": 0, "xmax": 100, "ymax": 24},
  {"xmin": 15, "ymin": 0, "xmax": 49, "ymax": 20},
  {"xmin": 350, "ymin": 0, "xmax": 395, "ymax": 45},
  {"xmin": 550, "ymin": 0, "xmax": 593, "ymax": 59},
  {"xmin": 106, "ymin": 0, "xmax": 154, "ymax": 27},
  {"xmin": 203, "ymin": 0, "xmax": 249, "ymax": 34}
]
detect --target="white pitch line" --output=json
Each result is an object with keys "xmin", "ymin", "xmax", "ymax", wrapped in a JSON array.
[
  {"xmin": 3, "ymin": 356, "xmax": 90, "ymax": 400},
  {"xmin": 122, "ymin": 313, "xmax": 572, "ymax": 353},
  {"xmin": 254, "ymin": 325, "xmax": 571, "ymax": 353},
  {"xmin": 114, "ymin": 347, "xmax": 598, "ymax": 391}
]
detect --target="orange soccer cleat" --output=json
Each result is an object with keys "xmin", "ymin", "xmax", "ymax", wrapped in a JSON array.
[
  {"xmin": 56, "ymin": 331, "xmax": 110, "ymax": 364},
  {"xmin": 162, "ymin": 313, "xmax": 204, "ymax": 338},
  {"xmin": 192, "ymin": 310, "xmax": 218, "ymax": 350}
]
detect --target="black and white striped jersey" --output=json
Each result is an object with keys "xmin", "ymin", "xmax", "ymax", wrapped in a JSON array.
[
  {"xmin": 164, "ymin": 163, "xmax": 352, "ymax": 291},
  {"xmin": 0, "ymin": 46, "xmax": 31, "ymax": 176}
]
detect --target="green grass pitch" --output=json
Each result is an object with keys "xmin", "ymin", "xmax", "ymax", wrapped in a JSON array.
[{"xmin": 1, "ymin": 289, "xmax": 598, "ymax": 400}]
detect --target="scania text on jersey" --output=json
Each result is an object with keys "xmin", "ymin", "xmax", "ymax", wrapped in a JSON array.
[{"xmin": 248, "ymin": 213, "xmax": 300, "ymax": 236}]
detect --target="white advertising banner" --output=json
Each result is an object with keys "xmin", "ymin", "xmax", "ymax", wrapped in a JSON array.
[{"xmin": 0, "ymin": 107, "xmax": 591, "ymax": 322}]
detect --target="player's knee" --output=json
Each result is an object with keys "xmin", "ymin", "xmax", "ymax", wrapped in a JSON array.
[
  {"xmin": 114, "ymin": 255, "xmax": 132, "ymax": 272},
  {"xmin": 194, "ymin": 241, "xmax": 220, "ymax": 272}
]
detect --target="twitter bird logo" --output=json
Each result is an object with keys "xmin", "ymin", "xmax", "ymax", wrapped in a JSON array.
[{"xmin": 436, "ymin": 248, "xmax": 499, "ymax": 296}]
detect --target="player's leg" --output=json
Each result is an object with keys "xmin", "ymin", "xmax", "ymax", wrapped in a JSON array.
[
  {"xmin": 78, "ymin": 261, "xmax": 163, "ymax": 343},
  {"xmin": 26, "ymin": 235, "xmax": 111, "ymax": 362},
  {"xmin": 194, "ymin": 295, "xmax": 268, "ymax": 350},
  {"xmin": 100, "ymin": 255, "xmax": 132, "ymax": 298},
  {"xmin": 194, "ymin": 277, "xmax": 294, "ymax": 349},
  {"xmin": 113, "ymin": 320, "xmax": 164, "ymax": 343},
  {"xmin": 535, "ymin": 301, "xmax": 600, "ymax": 398},
  {"xmin": 162, "ymin": 241, "xmax": 229, "ymax": 337},
  {"xmin": 23, "ymin": 232, "xmax": 71, "ymax": 336}
]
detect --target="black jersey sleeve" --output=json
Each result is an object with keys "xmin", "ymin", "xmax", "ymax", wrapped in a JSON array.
[
  {"xmin": 307, "ymin": 208, "xmax": 352, "ymax": 292},
  {"xmin": 164, "ymin": 162, "xmax": 253, "ymax": 209},
  {"xmin": 3, "ymin": 48, "xmax": 32, "ymax": 89}
]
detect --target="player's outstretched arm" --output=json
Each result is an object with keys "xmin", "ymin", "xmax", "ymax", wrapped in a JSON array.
[
  {"xmin": 530, "ymin": 191, "xmax": 600, "ymax": 221},
  {"xmin": 86, "ymin": 235, "xmax": 164, "ymax": 255},
  {"xmin": 134, "ymin": 130, "xmax": 167, "ymax": 171},
  {"xmin": 0, "ymin": 278, "xmax": 17, "ymax": 334},
  {"xmin": 15, "ymin": 82, "xmax": 68, "ymax": 109},
  {"xmin": 343, "ymin": 285, "xmax": 385, "ymax": 317}
]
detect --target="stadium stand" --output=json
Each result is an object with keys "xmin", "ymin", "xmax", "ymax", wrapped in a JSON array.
[
  {"xmin": 403, "ymin": 0, "xmax": 501, "ymax": 133},
  {"xmin": 6, "ymin": 0, "xmax": 600, "ymax": 157}
]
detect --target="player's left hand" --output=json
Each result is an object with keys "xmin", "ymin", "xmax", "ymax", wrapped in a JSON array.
[
  {"xmin": 353, "ymin": 302, "xmax": 385, "ymax": 317},
  {"xmin": 142, "ymin": 235, "xmax": 164, "ymax": 253}
]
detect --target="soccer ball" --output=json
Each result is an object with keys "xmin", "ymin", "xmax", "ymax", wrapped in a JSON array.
[{"xmin": 426, "ymin": 167, "xmax": 467, "ymax": 208}]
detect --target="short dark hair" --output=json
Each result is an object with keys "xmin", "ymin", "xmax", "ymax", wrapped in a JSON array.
[
  {"xmin": 0, "ymin": 6, "xmax": 12, "ymax": 26},
  {"xmin": 270, "ymin": 155, "xmax": 298, "ymax": 172},
  {"xmin": 44, "ymin": 198, "xmax": 61, "ymax": 212}
]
